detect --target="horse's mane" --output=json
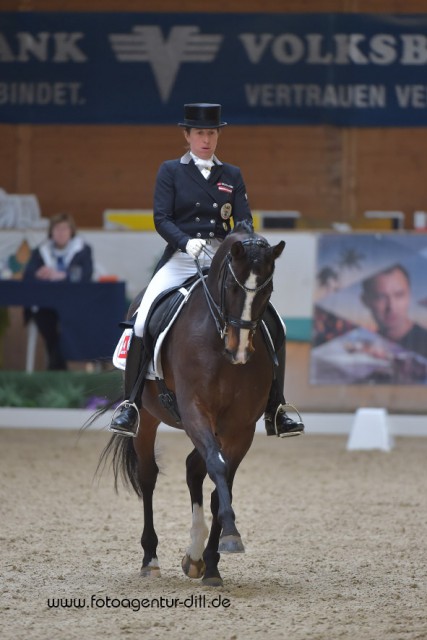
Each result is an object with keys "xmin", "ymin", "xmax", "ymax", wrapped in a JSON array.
[
  {"xmin": 218, "ymin": 220, "xmax": 258, "ymax": 255},
  {"xmin": 209, "ymin": 220, "xmax": 270, "ymax": 282},
  {"xmin": 230, "ymin": 220, "xmax": 255, "ymax": 237}
]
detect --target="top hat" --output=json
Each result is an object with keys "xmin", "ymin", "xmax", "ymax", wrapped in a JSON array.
[{"xmin": 178, "ymin": 103, "xmax": 227, "ymax": 128}]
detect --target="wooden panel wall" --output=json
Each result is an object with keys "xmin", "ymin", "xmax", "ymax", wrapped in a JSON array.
[
  {"xmin": 2, "ymin": 1, "xmax": 426, "ymax": 12},
  {"xmin": 1, "ymin": 0, "xmax": 427, "ymax": 229}
]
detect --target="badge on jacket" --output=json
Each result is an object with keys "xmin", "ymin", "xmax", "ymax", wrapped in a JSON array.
[
  {"xmin": 221, "ymin": 203, "xmax": 232, "ymax": 220},
  {"xmin": 217, "ymin": 182, "xmax": 234, "ymax": 194}
]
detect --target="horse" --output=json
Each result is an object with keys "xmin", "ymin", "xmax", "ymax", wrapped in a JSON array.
[{"xmin": 100, "ymin": 220, "xmax": 285, "ymax": 587}]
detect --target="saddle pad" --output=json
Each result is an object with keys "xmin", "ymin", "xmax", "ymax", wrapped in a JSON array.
[
  {"xmin": 112, "ymin": 327, "xmax": 133, "ymax": 371},
  {"xmin": 112, "ymin": 282, "xmax": 199, "ymax": 378}
]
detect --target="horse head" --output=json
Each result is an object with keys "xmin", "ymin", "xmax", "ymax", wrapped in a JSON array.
[{"xmin": 207, "ymin": 221, "xmax": 285, "ymax": 364}]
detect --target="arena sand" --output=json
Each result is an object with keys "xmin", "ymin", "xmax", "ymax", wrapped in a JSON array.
[{"xmin": 1, "ymin": 427, "xmax": 426, "ymax": 640}]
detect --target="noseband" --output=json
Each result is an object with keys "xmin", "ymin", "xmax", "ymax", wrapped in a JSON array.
[{"xmin": 197, "ymin": 237, "xmax": 274, "ymax": 339}]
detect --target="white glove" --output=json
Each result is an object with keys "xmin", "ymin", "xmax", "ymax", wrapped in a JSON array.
[{"xmin": 185, "ymin": 238, "xmax": 206, "ymax": 259}]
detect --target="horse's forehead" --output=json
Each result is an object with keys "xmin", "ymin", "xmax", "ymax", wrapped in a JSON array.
[
  {"xmin": 233, "ymin": 235, "xmax": 271, "ymax": 261},
  {"xmin": 228, "ymin": 233, "xmax": 269, "ymax": 251}
]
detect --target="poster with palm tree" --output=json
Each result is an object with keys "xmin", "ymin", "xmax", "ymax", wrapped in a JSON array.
[{"xmin": 311, "ymin": 233, "xmax": 427, "ymax": 384}]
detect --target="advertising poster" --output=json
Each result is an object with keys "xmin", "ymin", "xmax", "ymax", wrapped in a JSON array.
[{"xmin": 311, "ymin": 233, "xmax": 427, "ymax": 384}]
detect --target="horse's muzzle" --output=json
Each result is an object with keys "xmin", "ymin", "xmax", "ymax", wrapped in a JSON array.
[
  {"xmin": 223, "ymin": 326, "xmax": 255, "ymax": 365},
  {"xmin": 223, "ymin": 348, "xmax": 251, "ymax": 365}
]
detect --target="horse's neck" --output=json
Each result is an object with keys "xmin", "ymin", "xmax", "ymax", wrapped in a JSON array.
[{"xmin": 206, "ymin": 264, "xmax": 223, "ymax": 303}]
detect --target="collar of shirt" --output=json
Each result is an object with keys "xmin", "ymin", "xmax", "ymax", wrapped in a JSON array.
[{"xmin": 190, "ymin": 152, "xmax": 214, "ymax": 171}]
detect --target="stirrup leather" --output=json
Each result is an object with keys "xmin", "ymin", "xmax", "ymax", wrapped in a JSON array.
[
  {"xmin": 274, "ymin": 402, "xmax": 303, "ymax": 438},
  {"xmin": 109, "ymin": 400, "xmax": 140, "ymax": 438}
]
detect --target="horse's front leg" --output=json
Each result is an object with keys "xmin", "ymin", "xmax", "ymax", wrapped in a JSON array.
[
  {"xmin": 199, "ymin": 447, "xmax": 244, "ymax": 587},
  {"xmin": 133, "ymin": 413, "xmax": 161, "ymax": 578},
  {"xmin": 183, "ymin": 414, "xmax": 252, "ymax": 585},
  {"xmin": 202, "ymin": 469, "xmax": 241, "ymax": 587},
  {"xmin": 205, "ymin": 447, "xmax": 243, "ymax": 546},
  {"xmin": 181, "ymin": 448, "xmax": 209, "ymax": 580},
  {"xmin": 201, "ymin": 487, "xmax": 223, "ymax": 586}
]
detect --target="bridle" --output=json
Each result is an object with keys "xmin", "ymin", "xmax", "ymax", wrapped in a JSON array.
[{"xmin": 195, "ymin": 238, "xmax": 274, "ymax": 340}]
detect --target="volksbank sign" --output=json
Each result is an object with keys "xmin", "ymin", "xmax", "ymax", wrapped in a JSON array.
[{"xmin": 1, "ymin": 12, "xmax": 427, "ymax": 125}]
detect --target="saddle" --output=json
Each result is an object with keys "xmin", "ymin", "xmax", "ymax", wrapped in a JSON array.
[
  {"xmin": 144, "ymin": 274, "xmax": 202, "ymax": 360},
  {"xmin": 113, "ymin": 274, "xmax": 203, "ymax": 376}
]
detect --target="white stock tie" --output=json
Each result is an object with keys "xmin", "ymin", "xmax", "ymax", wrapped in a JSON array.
[{"xmin": 194, "ymin": 158, "xmax": 214, "ymax": 179}]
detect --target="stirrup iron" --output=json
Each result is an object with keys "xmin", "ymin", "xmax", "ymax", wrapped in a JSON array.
[
  {"xmin": 109, "ymin": 400, "xmax": 140, "ymax": 438},
  {"xmin": 274, "ymin": 402, "xmax": 303, "ymax": 438}
]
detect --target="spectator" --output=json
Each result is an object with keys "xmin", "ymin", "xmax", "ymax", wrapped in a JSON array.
[{"xmin": 23, "ymin": 212, "xmax": 93, "ymax": 369}]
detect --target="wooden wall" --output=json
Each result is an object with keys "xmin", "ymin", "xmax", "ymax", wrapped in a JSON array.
[{"xmin": 2, "ymin": 0, "xmax": 427, "ymax": 229}]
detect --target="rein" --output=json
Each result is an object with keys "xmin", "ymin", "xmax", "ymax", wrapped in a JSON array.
[
  {"xmin": 195, "ymin": 237, "xmax": 273, "ymax": 339},
  {"xmin": 195, "ymin": 257, "xmax": 225, "ymax": 337}
]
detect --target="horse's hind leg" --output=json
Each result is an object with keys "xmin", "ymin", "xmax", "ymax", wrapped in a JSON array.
[
  {"xmin": 181, "ymin": 448, "xmax": 209, "ymax": 580},
  {"xmin": 133, "ymin": 412, "xmax": 161, "ymax": 578}
]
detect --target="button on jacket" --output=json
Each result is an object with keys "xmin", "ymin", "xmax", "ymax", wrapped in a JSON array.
[{"xmin": 154, "ymin": 151, "xmax": 253, "ymax": 255}]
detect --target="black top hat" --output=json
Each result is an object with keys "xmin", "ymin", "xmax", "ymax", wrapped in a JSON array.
[{"xmin": 178, "ymin": 103, "xmax": 227, "ymax": 128}]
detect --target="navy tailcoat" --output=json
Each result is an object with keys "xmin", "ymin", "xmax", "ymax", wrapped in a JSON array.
[{"xmin": 153, "ymin": 152, "xmax": 253, "ymax": 266}]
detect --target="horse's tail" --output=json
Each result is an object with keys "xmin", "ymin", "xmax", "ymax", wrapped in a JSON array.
[
  {"xmin": 83, "ymin": 397, "xmax": 145, "ymax": 498},
  {"xmin": 96, "ymin": 433, "xmax": 144, "ymax": 498}
]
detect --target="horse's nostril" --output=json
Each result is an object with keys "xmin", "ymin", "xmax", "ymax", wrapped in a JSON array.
[{"xmin": 223, "ymin": 348, "xmax": 234, "ymax": 361}]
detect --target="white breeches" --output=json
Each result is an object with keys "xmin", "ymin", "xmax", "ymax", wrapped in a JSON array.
[{"xmin": 133, "ymin": 240, "xmax": 221, "ymax": 338}]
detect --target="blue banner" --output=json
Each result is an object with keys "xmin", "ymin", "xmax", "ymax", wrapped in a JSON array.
[{"xmin": 1, "ymin": 12, "xmax": 427, "ymax": 125}]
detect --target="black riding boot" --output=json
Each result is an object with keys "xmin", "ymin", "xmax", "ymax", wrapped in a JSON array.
[
  {"xmin": 264, "ymin": 343, "xmax": 305, "ymax": 437},
  {"xmin": 109, "ymin": 335, "xmax": 145, "ymax": 437}
]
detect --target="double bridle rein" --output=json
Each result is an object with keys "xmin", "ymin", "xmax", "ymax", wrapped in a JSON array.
[{"xmin": 196, "ymin": 238, "xmax": 274, "ymax": 339}]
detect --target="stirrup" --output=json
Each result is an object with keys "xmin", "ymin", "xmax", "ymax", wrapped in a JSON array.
[
  {"xmin": 109, "ymin": 400, "xmax": 140, "ymax": 438},
  {"xmin": 274, "ymin": 402, "xmax": 303, "ymax": 438}
]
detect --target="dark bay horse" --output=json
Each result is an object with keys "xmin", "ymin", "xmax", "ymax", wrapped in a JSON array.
[{"xmin": 100, "ymin": 221, "xmax": 285, "ymax": 587}]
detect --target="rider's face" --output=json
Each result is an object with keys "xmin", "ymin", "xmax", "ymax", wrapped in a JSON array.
[{"xmin": 184, "ymin": 128, "xmax": 220, "ymax": 159}]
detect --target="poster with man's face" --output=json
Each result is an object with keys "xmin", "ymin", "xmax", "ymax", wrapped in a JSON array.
[{"xmin": 310, "ymin": 234, "xmax": 427, "ymax": 385}]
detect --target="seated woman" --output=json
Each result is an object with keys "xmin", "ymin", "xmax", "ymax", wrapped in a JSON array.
[{"xmin": 23, "ymin": 212, "xmax": 93, "ymax": 370}]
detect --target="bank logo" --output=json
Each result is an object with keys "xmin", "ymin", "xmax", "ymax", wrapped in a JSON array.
[{"xmin": 109, "ymin": 26, "xmax": 223, "ymax": 102}]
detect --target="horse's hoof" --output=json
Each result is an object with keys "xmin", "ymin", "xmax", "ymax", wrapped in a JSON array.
[
  {"xmin": 218, "ymin": 534, "xmax": 245, "ymax": 554},
  {"xmin": 202, "ymin": 575, "xmax": 224, "ymax": 588},
  {"xmin": 140, "ymin": 564, "xmax": 161, "ymax": 578},
  {"xmin": 181, "ymin": 553, "xmax": 205, "ymax": 579}
]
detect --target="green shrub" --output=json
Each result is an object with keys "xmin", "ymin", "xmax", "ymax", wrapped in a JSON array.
[{"xmin": 0, "ymin": 371, "xmax": 123, "ymax": 408}]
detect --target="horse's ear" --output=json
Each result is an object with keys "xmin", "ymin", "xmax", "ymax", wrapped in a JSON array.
[
  {"xmin": 230, "ymin": 241, "xmax": 245, "ymax": 259},
  {"xmin": 272, "ymin": 240, "xmax": 286, "ymax": 260}
]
